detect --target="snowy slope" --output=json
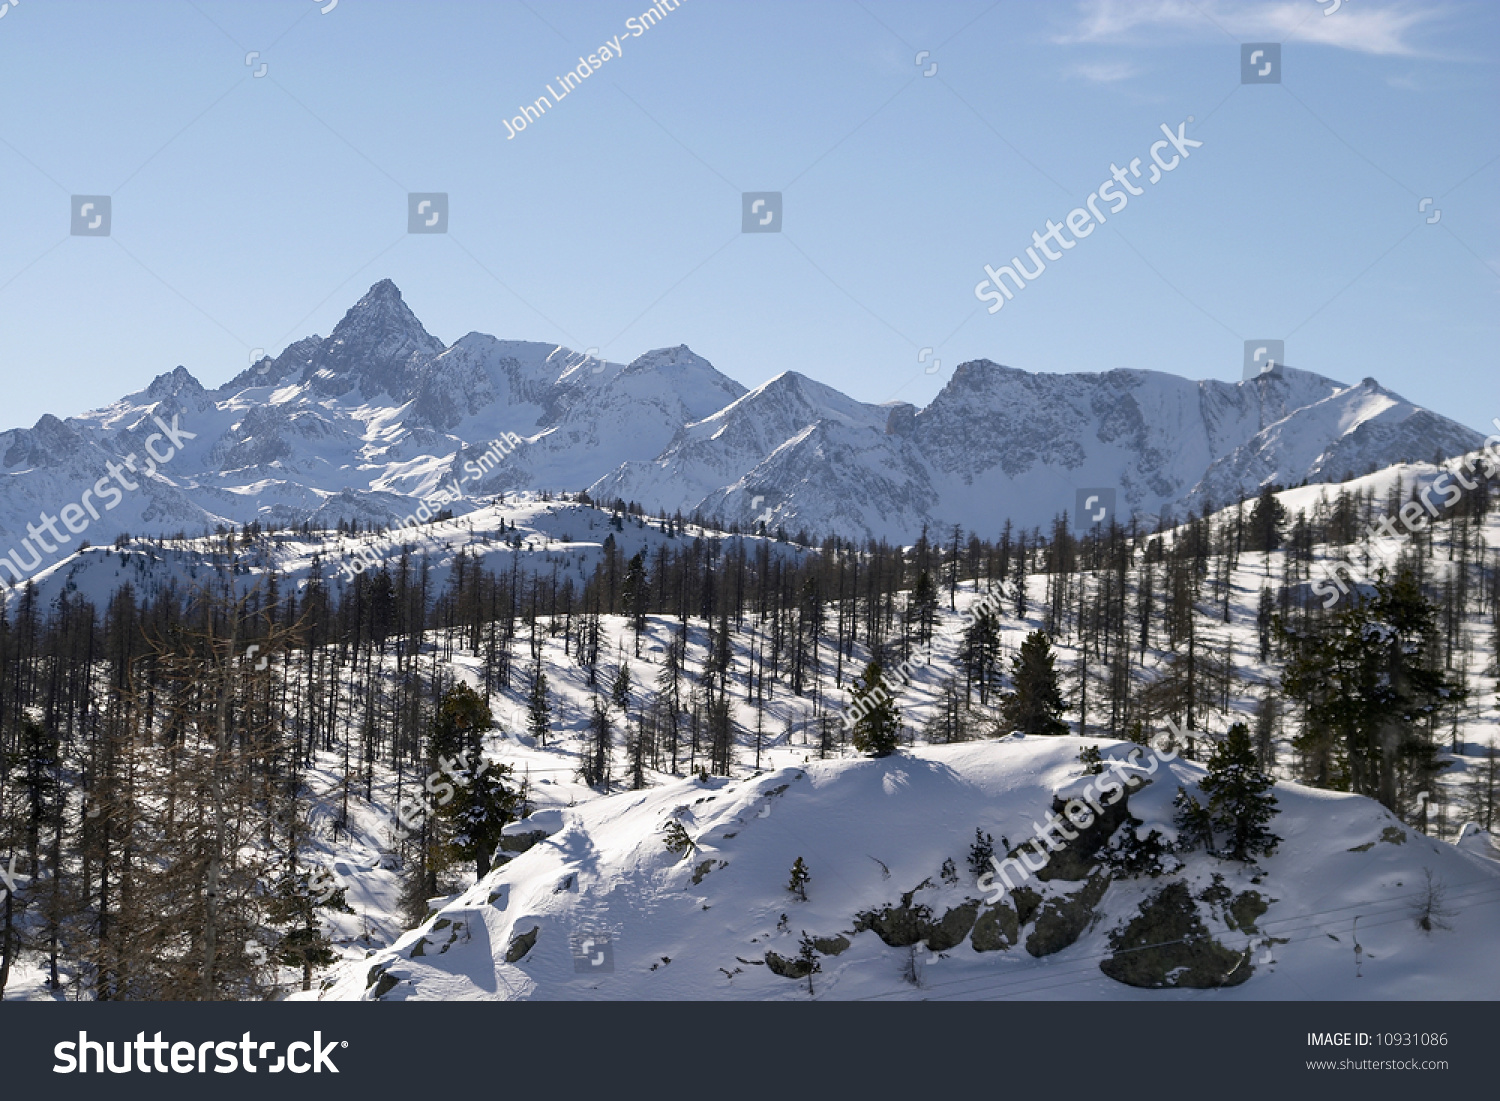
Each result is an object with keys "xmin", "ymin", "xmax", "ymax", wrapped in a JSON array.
[
  {"xmin": 317, "ymin": 738, "xmax": 1500, "ymax": 1001},
  {"xmin": 7, "ymin": 451, "xmax": 1496, "ymax": 1001},
  {"xmin": 10, "ymin": 493, "xmax": 806, "ymax": 615},
  {"xmin": 1188, "ymin": 378, "xmax": 1485, "ymax": 512},
  {"xmin": 592, "ymin": 370, "xmax": 944, "ymax": 537}
]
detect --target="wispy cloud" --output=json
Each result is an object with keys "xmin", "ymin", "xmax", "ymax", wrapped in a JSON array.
[
  {"xmin": 1066, "ymin": 59, "xmax": 1145, "ymax": 83},
  {"xmin": 1054, "ymin": 0, "xmax": 1441, "ymax": 57}
]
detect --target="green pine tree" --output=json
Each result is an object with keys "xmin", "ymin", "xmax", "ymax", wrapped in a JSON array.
[
  {"xmin": 961, "ymin": 606, "xmax": 1004, "ymax": 704},
  {"xmin": 787, "ymin": 856, "xmax": 811, "ymax": 901},
  {"xmin": 1280, "ymin": 566, "xmax": 1464, "ymax": 809},
  {"xmin": 850, "ymin": 661, "xmax": 901, "ymax": 758},
  {"xmin": 611, "ymin": 663, "xmax": 632, "ymax": 712},
  {"xmin": 527, "ymin": 664, "xmax": 552, "ymax": 745},
  {"xmin": 661, "ymin": 819, "xmax": 695, "ymax": 857},
  {"xmin": 967, "ymin": 828, "xmax": 995, "ymax": 882},
  {"xmin": 441, "ymin": 758, "xmax": 519, "ymax": 879},
  {"xmin": 797, "ymin": 932, "xmax": 821, "ymax": 996},
  {"xmin": 428, "ymin": 685, "xmax": 521, "ymax": 879},
  {"xmin": 620, "ymin": 552, "xmax": 648, "ymax": 645},
  {"xmin": 1247, "ymin": 484, "xmax": 1289, "ymax": 553},
  {"xmin": 998, "ymin": 631, "xmax": 1068, "ymax": 736},
  {"xmin": 909, "ymin": 569, "xmax": 940, "ymax": 644},
  {"xmin": 431, "ymin": 683, "xmax": 488, "ymax": 766},
  {"xmin": 266, "ymin": 869, "xmax": 353, "ymax": 992},
  {"xmin": 580, "ymin": 697, "xmax": 613, "ymax": 790},
  {"xmin": 1201, "ymin": 723, "xmax": 1280, "ymax": 860},
  {"xmin": 1172, "ymin": 787, "xmax": 1215, "ymax": 852}
]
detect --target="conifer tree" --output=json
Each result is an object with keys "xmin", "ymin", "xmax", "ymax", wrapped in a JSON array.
[
  {"xmin": 442, "ymin": 758, "xmax": 518, "ymax": 879},
  {"xmin": 909, "ymin": 569, "xmax": 939, "ymax": 645},
  {"xmin": 431, "ymin": 683, "xmax": 488, "ymax": 767},
  {"xmin": 527, "ymin": 664, "xmax": 552, "ymax": 745},
  {"xmin": 998, "ymin": 631, "xmax": 1068, "ymax": 736},
  {"xmin": 611, "ymin": 662, "xmax": 632, "ymax": 712},
  {"xmin": 620, "ymin": 552, "xmax": 648, "ymax": 653},
  {"xmin": 1172, "ymin": 787, "xmax": 1215, "ymax": 852},
  {"xmin": 1281, "ymin": 567, "xmax": 1465, "ymax": 808},
  {"xmin": 0, "ymin": 719, "xmax": 57, "ymax": 998},
  {"xmin": 661, "ymin": 819, "xmax": 695, "ymax": 858},
  {"xmin": 850, "ymin": 661, "xmax": 901, "ymax": 758},
  {"xmin": 1471, "ymin": 732, "xmax": 1498, "ymax": 831},
  {"xmin": 1200, "ymin": 723, "xmax": 1280, "ymax": 860},
  {"xmin": 961, "ymin": 606, "xmax": 1003, "ymax": 704},
  {"xmin": 580, "ymin": 697, "xmax": 613, "ymax": 790},
  {"xmin": 427, "ymin": 685, "xmax": 520, "ymax": 879},
  {"xmin": 787, "ymin": 856, "xmax": 811, "ymax": 900},
  {"xmin": 797, "ymin": 932, "xmax": 821, "ymax": 995},
  {"xmin": 1247, "ymin": 484, "xmax": 1288, "ymax": 553},
  {"xmin": 267, "ymin": 869, "xmax": 352, "ymax": 992},
  {"xmin": 967, "ymin": 828, "xmax": 996, "ymax": 883}
]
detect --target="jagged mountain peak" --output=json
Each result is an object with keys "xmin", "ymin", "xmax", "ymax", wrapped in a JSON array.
[
  {"xmin": 307, "ymin": 279, "xmax": 446, "ymax": 401},
  {"xmin": 364, "ymin": 276, "xmax": 403, "ymax": 301},
  {"xmin": 224, "ymin": 335, "xmax": 323, "ymax": 393},
  {"xmin": 145, "ymin": 365, "xmax": 206, "ymax": 403},
  {"xmin": 721, "ymin": 369, "xmax": 870, "ymax": 417},
  {"xmin": 331, "ymin": 279, "xmax": 440, "ymax": 351},
  {"xmin": 624, "ymin": 344, "xmax": 705, "ymax": 372}
]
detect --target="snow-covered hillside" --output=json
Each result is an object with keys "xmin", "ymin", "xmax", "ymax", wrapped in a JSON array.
[
  {"xmin": 3, "ymin": 445, "xmax": 1496, "ymax": 1002},
  {"xmin": 10, "ymin": 492, "xmax": 805, "ymax": 615},
  {"xmin": 316, "ymin": 738, "xmax": 1500, "ymax": 1001}
]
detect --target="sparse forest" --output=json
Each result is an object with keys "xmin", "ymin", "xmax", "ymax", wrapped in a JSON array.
[{"xmin": 1, "ymin": 462, "xmax": 1497, "ymax": 999}]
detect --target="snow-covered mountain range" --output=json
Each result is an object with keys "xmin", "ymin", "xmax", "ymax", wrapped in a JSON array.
[{"xmin": 0, "ymin": 279, "xmax": 1483, "ymax": 582}]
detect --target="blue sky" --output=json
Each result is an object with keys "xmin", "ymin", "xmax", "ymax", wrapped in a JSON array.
[{"xmin": 0, "ymin": 0, "xmax": 1495, "ymax": 433}]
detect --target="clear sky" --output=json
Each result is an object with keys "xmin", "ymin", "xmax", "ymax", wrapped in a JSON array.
[{"xmin": 0, "ymin": 0, "xmax": 1495, "ymax": 434}]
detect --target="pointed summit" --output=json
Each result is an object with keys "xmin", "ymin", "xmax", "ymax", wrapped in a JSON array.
[{"xmin": 307, "ymin": 280, "xmax": 446, "ymax": 401}]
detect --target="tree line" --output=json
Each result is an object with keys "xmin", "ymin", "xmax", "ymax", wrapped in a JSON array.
[{"xmin": 1, "ymin": 466, "xmax": 1496, "ymax": 998}]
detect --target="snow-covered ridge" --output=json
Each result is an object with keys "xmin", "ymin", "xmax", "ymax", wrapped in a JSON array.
[
  {"xmin": 0, "ymin": 280, "xmax": 1483, "ymax": 579},
  {"xmin": 316, "ymin": 739, "xmax": 1500, "ymax": 1001}
]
